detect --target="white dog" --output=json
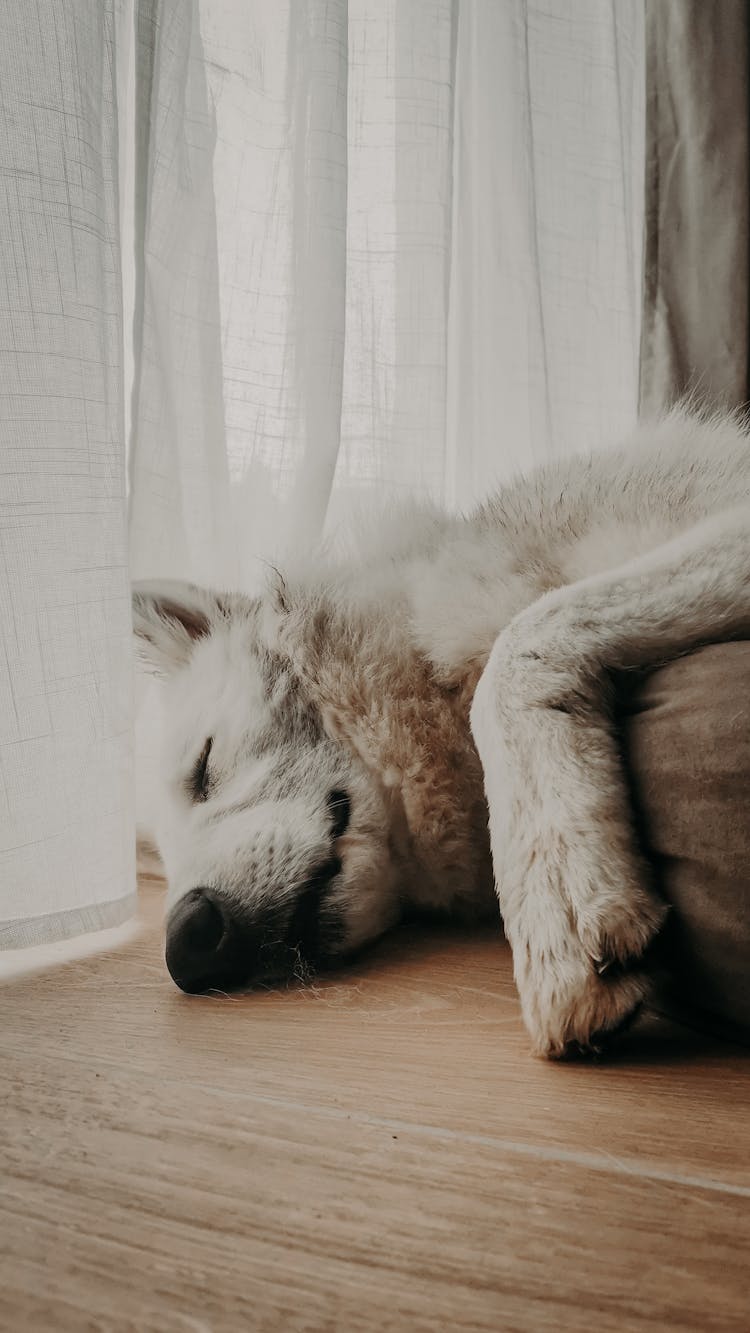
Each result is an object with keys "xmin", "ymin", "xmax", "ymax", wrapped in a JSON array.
[{"xmin": 133, "ymin": 407, "xmax": 750, "ymax": 1057}]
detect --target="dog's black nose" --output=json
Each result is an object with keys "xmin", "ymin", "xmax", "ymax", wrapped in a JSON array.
[
  {"xmin": 165, "ymin": 862, "xmax": 343, "ymax": 994},
  {"xmin": 165, "ymin": 888, "xmax": 246, "ymax": 994}
]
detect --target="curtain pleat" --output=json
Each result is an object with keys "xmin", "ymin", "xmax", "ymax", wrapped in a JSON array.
[
  {"xmin": 640, "ymin": 0, "xmax": 750, "ymax": 413},
  {"xmin": 129, "ymin": 0, "xmax": 351, "ymax": 589},
  {"xmin": 447, "ymin": 0, "xmax": 645, "ymax": 506}
]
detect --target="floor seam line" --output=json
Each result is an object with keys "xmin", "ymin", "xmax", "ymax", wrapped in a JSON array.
[{"xmin": 171, "ymin": 1077, "xmax": 750, "ymax": 1199}]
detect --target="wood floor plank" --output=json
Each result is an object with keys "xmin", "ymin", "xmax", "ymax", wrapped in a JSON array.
[
  {"xmin": 2, "ymin": 881, "xmax": 748, "ymax": 1187},
  {"xmin": 2, "ymin": 1049, "xmax": 749, "ymax": 1333},
  {"xmin": 1, "ymin": 878, "xmax": 749, "ymax": 1330}
]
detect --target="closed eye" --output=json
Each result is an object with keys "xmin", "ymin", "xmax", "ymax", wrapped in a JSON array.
[
  {"xmin": 188, "ymin": 737, "xmax": 213, "ymax": 802},
  {"xmin": 327, "ymin": 789, "xmax": 351, "ymax": 839}
]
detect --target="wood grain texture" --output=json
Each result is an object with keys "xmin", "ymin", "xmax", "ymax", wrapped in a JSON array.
[{"xmin": 1, "ymin": 877, "xmax": 749, "ymax": 1332}]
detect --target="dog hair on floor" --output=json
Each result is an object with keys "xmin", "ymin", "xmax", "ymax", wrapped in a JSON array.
[{"xmin": 133, "ymin": 406, "xmax": 750, "ymax": 1057}]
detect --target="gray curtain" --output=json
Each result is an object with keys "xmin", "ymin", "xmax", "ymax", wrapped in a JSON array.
[{"xmin": 640, "ymin": 0, "xmax": 750, "ymax": 413}]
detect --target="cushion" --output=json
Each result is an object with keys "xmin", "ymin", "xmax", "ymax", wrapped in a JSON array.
[{"xmin": 622, "ymin": 643, "xmax": 750, "ymax": 1040}]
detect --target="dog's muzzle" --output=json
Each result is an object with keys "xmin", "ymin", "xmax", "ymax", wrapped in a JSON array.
[{"xmin": 164, "ymin": 857, "xmax": 342, "ymax": 994}]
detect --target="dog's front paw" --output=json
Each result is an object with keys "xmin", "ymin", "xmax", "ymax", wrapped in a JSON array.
[
  {"xmin": 516, "ymin": 939, "xmax": 650, "ymax": 1058},
  {"xmin": 503, "ymin": 842, "xmax": 663, "ymax": 1058}
]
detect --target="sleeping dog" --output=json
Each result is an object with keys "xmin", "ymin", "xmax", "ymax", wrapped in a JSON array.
[{"xmin": 133, "ymin": 408, "xmax": 750, "ymax": 1056}]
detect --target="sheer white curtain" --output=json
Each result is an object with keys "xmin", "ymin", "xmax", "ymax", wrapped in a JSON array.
[
  {"xmin": 129, "ymin": 0, "xmax": 645, "ymax": 589},
  {"xmin": 1, "ymin": 0, "xmax": 644, "ymax": 949},
  {"xmin": 0, "ymin": 0, "xmax": 136, "ymax": 947}
]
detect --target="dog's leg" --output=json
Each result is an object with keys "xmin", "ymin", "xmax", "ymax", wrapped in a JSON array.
[{"xmin": 470, "ymin": 507, "xmax": 750, "ymax": 1057}]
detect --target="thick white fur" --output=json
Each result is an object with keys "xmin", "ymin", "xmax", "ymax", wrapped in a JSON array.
[{"xmin": 135, "ymin": 408, "xmax": 750, "ymax": 1056}]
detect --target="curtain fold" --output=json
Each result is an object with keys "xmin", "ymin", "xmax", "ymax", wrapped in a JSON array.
[
  {"xmin": 129, "ymin": 0, "xmax": 353, "ymax": 589},
  {"xmin": 0, "ymin": 0, "xmax": 136, "ymax": 947},
  {"xmin": 640, "ymin": 0, "xmax": 749, "ymax": 414},
  {"xmin": 447, "ymin": 0, "xmax": 644, "ymax": 506},
  {"xmin": 129, "ymin": 0, "xmax": 234, "ymax": 588}
]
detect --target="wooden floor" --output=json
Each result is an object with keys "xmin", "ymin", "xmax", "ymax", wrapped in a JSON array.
[{"xmin": 1, "ymin": 877, "xmax": 749, "ymax": 1332}]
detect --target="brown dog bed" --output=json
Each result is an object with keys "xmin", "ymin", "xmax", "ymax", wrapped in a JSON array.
[{"xmin": 623, "ymin": 642, "xmax": 750, "ymax": 1040}]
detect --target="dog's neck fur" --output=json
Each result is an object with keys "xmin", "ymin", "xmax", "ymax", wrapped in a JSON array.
[{"xmin": 263, "ymin": 560, "xmax": 496, "ymax": 920}]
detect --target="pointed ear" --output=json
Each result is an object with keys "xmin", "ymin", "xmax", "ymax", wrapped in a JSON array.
[
  {"xmin": 131, "ymin": 579, "xmax": 226, "ymax": 675},
  {"xmin": 267, "ymin": 565, "xmax": 290, "ymax": 615}
]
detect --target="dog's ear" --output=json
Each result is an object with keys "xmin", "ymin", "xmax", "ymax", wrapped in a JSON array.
[{"xmin": 131, "ymin": 580, "xmax": 226, "ymax": 675}]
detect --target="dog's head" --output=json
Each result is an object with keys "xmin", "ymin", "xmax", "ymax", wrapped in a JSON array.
[{"xmin": 133, "ymin": 578, "xmax": 492, "ymax": 995}]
